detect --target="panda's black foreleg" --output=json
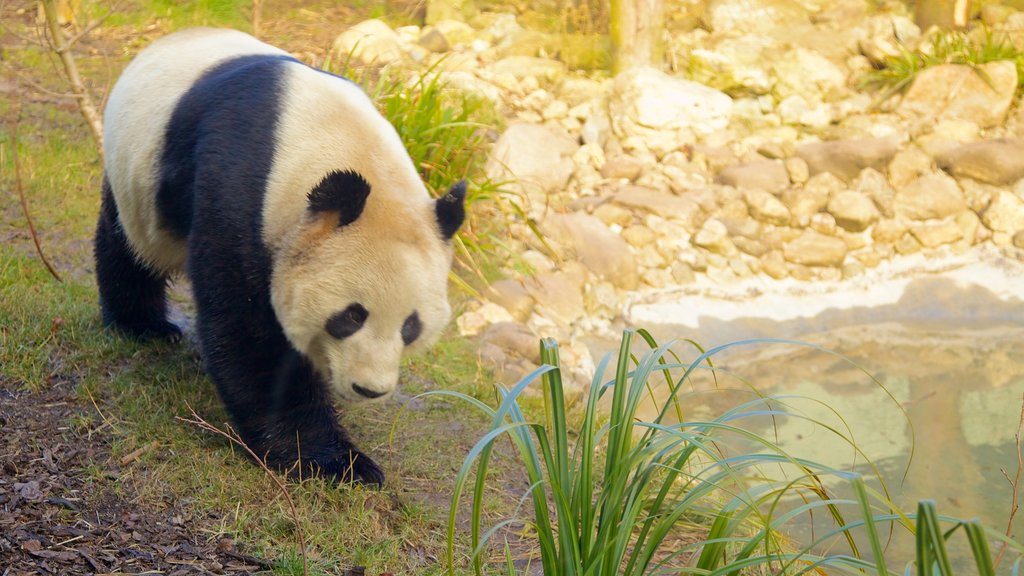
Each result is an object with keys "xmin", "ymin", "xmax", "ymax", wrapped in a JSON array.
[
  {"xmin": 94, "ymin": 177, "xmax": 181, "ymax": 340},
  {"xmin": 187, "ymin": 252, "xmax": 384, "ymax": 486}
]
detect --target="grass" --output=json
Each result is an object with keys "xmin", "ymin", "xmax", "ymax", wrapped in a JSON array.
[
  {"xmin": 860, "ymin": 27, "xmax": 1024, "ymax": 100},
  {"xmin": 438, "ymin": 330, "xmax": 1024, "ymax": 575}
]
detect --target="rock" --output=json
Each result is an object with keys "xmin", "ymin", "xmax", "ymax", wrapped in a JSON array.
[
  {"xmin": 524, "ymin": 267, "xmax": 587, "ymax": 327},
  {"xmin": 734, "ymin": 236, "xmax": 768, "ymax": 256},
  {"xmin": 670, "ymin": 261, "xmax": 697, "ymax": 283},
  {"xmin": 486, "ymin": 123, "xmax": 578, "ymax": 208},
  {"xmin": 895, "ymin": 232, "xmax": 922, "ymax": 254},
  {"xmin": 621, "ymin": 224, "xmax": 657, "ymax": 247},
  {"xmin": 693, "ymin": 218, "xmax": 735, "ymax": 255},
  {"xmin": 887, "ymin": 147, "xmax": 933, "ymax": 189},
  {"xmin": 485, "ymin": 279, "xmax": 535, "ymax": 322},
  {"xmin": 783, "ymin": 230, "xmax": 847, "ymax": 267},
  {"xmin": 612, "ymin": 186, "xmax": 703, "ymax": 227},
  {"xmin": 777, "ymin": 95, "xmax": 832, "ymax": 128},
  {"xmin": 601, "ymin": 154, "xmax": 646, "ymax": 180},
  {"xmin": 957, "ymin": 211, "xmax": 982, "ymax": 244},
  {"xmin": 433, "ymin": 19, "xmax": 475, "ymax": 45},
  {"xmin": 418, "ymin": 27, "xmax": 450, "ymax": 52},
  {"xmin": 827, "ymin": 191, "xmax": 879, "ymax": 232},
  {"xmin": 480, "ymin": 322, "xmax": 540, "ymax": 364},
  {"xmin": 542, "ymin": 213, "xmax": 638, "ymax": 289},
  {"xmin": 783, "ymin": 172, "xmax": 841, "ymax": 225},
  {"xmin": 610, "ymin": 67, "xmax": 731, "ymax": 156},
  {"xmin": 761, "ymin": 250, "xmax": 788, "ymax": 278},
  {"xmin": 853, "ymin": 167, "xmax": 895, "ymax": 218},
  {"xmin": 744, "ymin": 188, "xmax": 791, "ymax": 225},
  {"xmin": 687, "ymin": 36, "xmax": 775, "ymax": 94},
  {"xmin": 706, "ymin": 0, "xmax": 810, "ymax": 34},
  {"xmin": 961, "ymin": 179, "xmax": 998, "ymax": 213},
  {"xmin": 490, "ymin": 56, "xmax": 567, "ymax": 81},
  {"xmin": 1014, "ymin": 230, "xmax": 1024, "ymax": 249},
  {"xmin": 332, "ymin": 19, "xmax": 404, "ymax": 64},
  {"xmin": 592, "ymin": 202, "xmax": 634, "ymax": 228},
  {"xmin": 894, "ymin": 172, "xmax": 966, "ymax": 220},
  {"xmin": 936, "ymin": 139, "xmax": 1024, "ymax": 185},
  {"xmin": 981, "ymin": 191, "xmax": 1024, "ymax": 233},
  {"xmin": 785, "ymin": 156, "xmax": 810, "ymax": 184},
  {"xmin": 457, "ymin": 302, "xmax": 515, "ymax": 337},
  {"xmin": 716, "ymin": 159, "xmax": 789, "ymax": 193},
  {"xmin": 772, "ymin": 48, "xmax": 847, "ymax": 102},
  {"xmin": 795, "ymin": 138, "xmax": 900, "ymax": 182},
  {"xmin": 910, "ymin": 219, "xmax": 964, "ymax": 248},
  {"xmin": 897, "ymin": 61, "xmax": 1017, "ymax": 128},
  {"xmin": 810, "ymin": 212, "xmax": 838, "ymax": 235}
]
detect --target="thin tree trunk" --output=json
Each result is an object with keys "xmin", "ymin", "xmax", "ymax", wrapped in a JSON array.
[
  {"xmin": 915, "ymin": 0, "xmax": 970, "ymax": 30},
  {"xmin": 40, "ymin": 0, "xmax": 104, "ymax": 159},
  {"xmin": 610, "ymin": 0, "xmax": 665, "ymax": 74}
]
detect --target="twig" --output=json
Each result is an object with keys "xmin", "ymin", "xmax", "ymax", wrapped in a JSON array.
[
  {"xmin": 177, "ymin": 404, "xmax": 308, "ymax": 576},
  {"xmin": 10, "ymin": 105, "xmax": 63, "ymax": 283},
  {"xmin": 40, "ymin": 0, "xmax": 103, "ymax": 158},
  {"xmin": 118, "ymin": 440, "xmax": 159, "ymax": 466},
  {"xmin": 995, "ymin": 393, "xmax": 1024, "ymax": 569}
]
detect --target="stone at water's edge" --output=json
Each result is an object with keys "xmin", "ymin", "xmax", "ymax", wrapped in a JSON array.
[
  {"xmin": 717, "ymin": 159, "xmax": 790, "ymax": 193},
  {"xmin": 828, "ymin": 190, "xmax": 879, "ymax": 232},
  {"xmin": 541, "ymin": 213, "xmax": 639, "ymax": 290},
  {"xmin": 897, "ymin": 61, "xmax": 1017, "ymax": 129},
  {"xmin": 982, "ymin": 192, "xmax": 1024, "ymax": 234},
  {"xmin": 795, "ymin": 138, "xmax": 900, "ymax": 182},
  {"xmin": 894, "ymin": 172, "xmax": 966, "ymax": 221},
  {"xmin": 485, "ymin": 123, "xmax": 578, "ymax": 211},
  {"xmin": 936, "ymin": 139, "xmax": 1024, "ymax": 186},
  {"xmin": 705, "ymin": 0, "xmax": 811, "ymax": 34},
  {"xmin": 783, "ymin": 230, "xmax": 848, "ymax": 267}
]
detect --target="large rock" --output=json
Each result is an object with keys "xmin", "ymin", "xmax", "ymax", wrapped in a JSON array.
[
  {"xmin": 706, "ymin": 0, "xmax": 810, "ymax": 34},
  {"xmin": 795, "ymin": 138, "xmax": 900, "ymax": 182},
  {"xmin": 611, "ymin": 186, "xmax": 703, "ymax": 228},
  {"xmin": 897, "ymin": 61, "xmax": 1017, "ymax": 128},
  {"xmin": 936, "ymin": 139, "xmax": 1024, "ymax": 185},
  {"xmin": 489, "ymin": 56, "xmax": 567, "ymax": 81},
  {"xmin": 894, "ymin": 172, "xmax": 966, "ymax": 220},
  {"xmin": 332, "ymin": 19, "xmax": 404, "ymax": 64},
  {"xmin": 783, "ymin": 230, "xmax": 848, "ymax": 267},
  {"xmin": 744, "ymin": 188, "xmax": 791, "ymax": 225},
  {"xmin": 783, "ymin": 172, "xmax": 842, "ymax": 224},
  {"xmin": 486, "ymin": 123, "xmax": 578, "ymax": 208},
  {"xmin": 772, "ymin": 48, "xmax": 847, "ymax": 102},
  {"xmin": 610, "ymin": 67, "xmax": 731, "ymax": 156},
  {"xmin": 693, "ymin": 218, "xmax": 735, "ymax": 255},
  {"xmin": 541, "ymin": 213, "xmax": 638, "ymax": 289},
  {"xmin": 910, "ymin": 219, "xmax": 964, "ymax": 247},
  {"xmin": 981, "ymin": 191, "xmax": 1024, "ymax": 233},
  {"xmin": 524, "ymin": 266, "xmax": 587, "ymax": 327},
  {"xmin": 717, "ymin": 159, "xmax": 790, "ymax": 193},
  {"xmin": 827, "ymin": 191, "xmax": 879, "ymax": 232}
]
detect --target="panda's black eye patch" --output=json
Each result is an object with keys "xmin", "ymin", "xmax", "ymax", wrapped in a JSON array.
[
  {"xmin": 401, "ymin": 312, "xmax": 422, "ymax": 346},
  {"xmin": 326, "ymin": 303, "xmax": 368, "ymax": 339}
]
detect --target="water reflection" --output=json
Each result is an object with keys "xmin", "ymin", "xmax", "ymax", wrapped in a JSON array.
[{"xmin": 614, "ymin": 269, "xmax": 1024, "ymax": 564}]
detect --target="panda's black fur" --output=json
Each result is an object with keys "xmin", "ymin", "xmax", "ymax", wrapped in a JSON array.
[{"xmin": 95, "ymin": 29, "xmax": 465, "ymax": 486}]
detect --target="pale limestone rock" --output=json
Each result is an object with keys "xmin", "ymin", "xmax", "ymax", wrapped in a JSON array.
[
  {"xmin": 772, "ymin": 48, "xmax": 847, "ymax": 102},
  {"xmin": 612, "ymin": 186, "xmax": 703, "ymax": 227},
  {"xmin": 734, "ymin": 236, "xmax": 768, "ymax": 256},
  {"xmin": 961, "ymin": 179, "xmax": 998, "ymax": 213},
  {"xmin": 621, "ymin": 224, "xmax": 658, "ymax": 247},
  {"xmin": 785, "ymin": 156, "xmax": 810, "ymax": 184},
  {"xmin": 524, "ymin": 266, "xmax": 587, "ymax": 327},
  {"xmin": 936, "ymin": 139, "xmax": 1024, "ymax": 185},
  {"xmin": 521, "ymin": 249, "xmax": 556, "ymax": 273},
  {"xmin": 872, "ymin": 218, "xmax": 907, "ymax": 243},
  {"xmin": 485, "ymin": 279, "xmax": 536, "ymax": 323},
  {"xmin": 783, "ymin": 172, "xmax": 840, "ymax": 225},
  {"xmin": 910, "ymin": 219, "xmax": 964, "ymax": 248},
  {"xmin": 895, "ymin": 232, "xmax": 922, "ymax": 254},
  {"xmin": 457, "ymin": 302, "xmax": 515, "ymax": 337},
  {"xmin": 810, "ymin": 212, "xmax": 838, "ymax": 236},
  {"xmin": 761, "ymin": 250, "xmax": 788, "ymax": 278},
  {"xmin": 671, "ymin": 261, "xmax": 697, "ymax": 283},
  {"xmin": 433, "ymin": 19, "xmax": 475, "ymax": 45},
  {"xmin": 745, "ymin": 188, "xmax": 791, "ymax": 225},
  {"xmin": 717, "ymin": 159, "xmax": 790, "ymax": 193},
  {"xmin": 332, "ymin": 19, "xmax": 405, "ymax": 64},
  {"xmin": 693, "ymin": 218, "xmax": 735, "ymax": 255},
  {"xmin": 490, "ymin": 56, "xmax": 567, "ymax": 80},
  {"xmin": 887, "ymin": 147, "xmax": 933, "ymax": 189},
  {"xmin": 601, "ymin": 154, "xmax": 646, "ymax": 180},
  {"xmin": 487, "ymin": 123, "xmax": 578, "ymax": 209},
  {"xmin": 898, "ymin": 61, "xmax": 1017, "ymax": 128},
  {"xmin": 853, "ymin": 168, "xmax": 895, "ymax": 218},
  {"xmin": 706, "ymin": 0, "xmax": 810, "ymax": 34},
  {"xmin": 894, "ymin": 173, "xmax": 966, "ymax": 220},
  {"xmin": 610, "ymin": 67, "xmax": 731, "ymax": 156},
  {"xmin": 795, "ymin": 138, "xmax": 900, "ymax": 182},
  {"xmin": 783, "ymin": 230, "xmax": 848, "ymax": 267},
  {"xmin": 542, "ymin": 213, "xmax": 638, "ymax": 289},
  {"xmin": 828, "ymin": 191, "xmax": 879, "ymax": 232},
  {"xmin": 592, "ymin": 203, "xmax": 634, "ymax": 228},
  {"xmin": 480, "ymin": 322, "xmax": 541, "ymax": 364},
  {"xmin": 982, "ymin": 191, "xmax": 1024, "ymax": 233}
]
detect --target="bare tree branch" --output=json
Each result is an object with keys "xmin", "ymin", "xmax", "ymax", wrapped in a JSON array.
[
  {"xmin": 995, "ymin": 393, "xmax": 1023, "ymax": 570},
  {"xmin": 40, "ymin": 0, "xmax": 103, "ymax": 159},
  {"xmin": 10, "ymin": 104, "xmax": 63, "ymax": 283}
]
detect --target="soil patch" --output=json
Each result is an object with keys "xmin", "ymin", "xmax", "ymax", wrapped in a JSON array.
[{"xmin": 0, "ymin": 379, "xmax": 267, "ymax": 574}]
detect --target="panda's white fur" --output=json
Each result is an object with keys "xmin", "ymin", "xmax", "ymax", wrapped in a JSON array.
[{"xmin": 96, "ymin": 28, "xmax": 465, "ymax": 484}]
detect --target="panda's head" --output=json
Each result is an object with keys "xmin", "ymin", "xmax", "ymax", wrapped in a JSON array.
[{"xmin": 270, "ymin": 170, "xmax": 465, "ymax": 403}]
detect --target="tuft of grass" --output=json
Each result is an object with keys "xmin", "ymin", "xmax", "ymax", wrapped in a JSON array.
[
  {"xmin": 860, "ymin": 28, "xmax": 1024, "ymax": 100},
  {"xmin": 437, "ymin": 329, "xmax": 1024, "ymax": 575}
]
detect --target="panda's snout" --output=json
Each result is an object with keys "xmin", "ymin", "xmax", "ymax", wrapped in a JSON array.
[{"xmin": 352, "ymin": 383, "xmax": 389, "ymax": 399}]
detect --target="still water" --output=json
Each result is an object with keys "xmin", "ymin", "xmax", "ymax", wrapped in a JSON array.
[{"xmin": 613, "ymin": 247, "xmax": 1024, "ymax": 565}]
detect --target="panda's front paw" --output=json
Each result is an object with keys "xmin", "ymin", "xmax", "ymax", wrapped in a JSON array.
[
  {"xmin": 314, "ymin": 450, "xmax": 385, "ymax": 487},
  {"xmin": 111, "ymin": 319, "xmax": 183, "ymax": 342}
]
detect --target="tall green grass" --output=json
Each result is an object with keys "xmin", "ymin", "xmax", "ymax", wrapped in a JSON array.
[{"xmin": 432, "ymin": 330, "xmax": 1024, "ymax": 575}]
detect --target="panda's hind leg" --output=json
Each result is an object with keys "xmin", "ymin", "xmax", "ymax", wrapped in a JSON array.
[{"xmin": 94, "ymin": 177, "xmax": 181, "ymax": 340}]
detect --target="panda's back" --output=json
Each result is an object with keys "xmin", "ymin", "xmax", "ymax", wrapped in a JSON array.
[{"xmin": 104, "ymin": 28, "xmax": 291, "ymax": 273}]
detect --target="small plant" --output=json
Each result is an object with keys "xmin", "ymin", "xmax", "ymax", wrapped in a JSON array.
[
  {"xmin": 861, "ymin": 28, "xmax": 1024, "ymax": 100},
  {"xmin": 434, "ymin": 330, "xmax": 1024, "ymax": 575}
]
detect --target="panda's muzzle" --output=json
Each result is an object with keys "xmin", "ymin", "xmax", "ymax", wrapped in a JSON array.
[{"xmin": 353, "ymin": 383, "xmax": 388, "ymax": 399}]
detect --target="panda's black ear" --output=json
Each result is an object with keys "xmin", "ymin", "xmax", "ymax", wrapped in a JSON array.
[
  {"xmin": 307, "ymin": 170, "xmax": 371, "ymax": 226},
  {"xmin": 435, "ymin": 181, "xmax": 466, "ymax": 240}
]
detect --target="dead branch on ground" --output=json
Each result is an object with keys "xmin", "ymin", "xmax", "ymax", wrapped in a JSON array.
[
  {"xmin": 995, "ymin": 393, "xmax": 1023, "ymax": 569},
  {"xmin": 177, "ymin": 405, "xmax": 308, "ymax": 576},
  {"xmin": 10, "ymin": 105, "xmax": 63, "ymax": 283}
]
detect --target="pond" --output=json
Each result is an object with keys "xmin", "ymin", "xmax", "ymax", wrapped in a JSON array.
[{"xmin": 615, "ymin": 245, "xmax": 1024, "ymax": 566}]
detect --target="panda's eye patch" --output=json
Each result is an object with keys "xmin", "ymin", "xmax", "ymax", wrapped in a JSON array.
[
  {"xmin": 326, "ymin": 303, "xmax": 368, "ymax": 339},
  {"xmin": 401, "ymin": 312, "xmax": 422, "ymax": 346}
]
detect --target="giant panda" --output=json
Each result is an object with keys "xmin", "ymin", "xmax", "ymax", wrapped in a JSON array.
[{"xmin": 94, "ymin": 28, "xmax": 466, "ymax": 486}]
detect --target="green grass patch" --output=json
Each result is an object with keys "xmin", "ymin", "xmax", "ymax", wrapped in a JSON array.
[{"xmin": 860, "ymin": 27, "xmax": 1024, "ymax": 99}]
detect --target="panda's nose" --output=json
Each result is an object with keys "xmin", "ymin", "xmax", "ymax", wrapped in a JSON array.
[{"xmin": 353, "ymin": 383, "xmax": 387, "ymax": 399}]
